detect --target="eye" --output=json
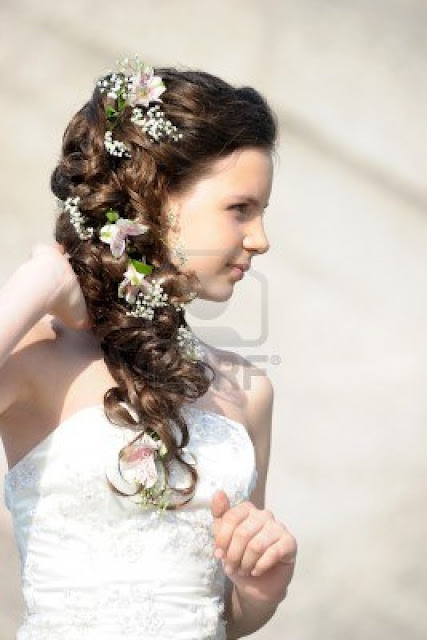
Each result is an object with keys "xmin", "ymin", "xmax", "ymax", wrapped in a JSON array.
[{"xmin": 229, "ymin": 203, "xmax": 248, "ymax": 215}]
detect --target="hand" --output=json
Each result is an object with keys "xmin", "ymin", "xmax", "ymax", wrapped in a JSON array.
[
  {"xmin": 211, "ymin": 490, "xmax": 297, "ymax": 604},
  {"xmin": 31, "ymin": 242, "xmax": 90, "ymax": 330}
]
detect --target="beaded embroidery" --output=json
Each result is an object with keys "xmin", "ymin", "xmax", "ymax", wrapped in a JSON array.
[{"xmin": 4, "ymin": 406, "xmax": 256, "ymax": 640}]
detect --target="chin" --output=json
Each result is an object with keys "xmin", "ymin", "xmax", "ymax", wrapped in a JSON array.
[{"xmin": 198, "ymin": 285, "xmax": 234, "ymax": 303}]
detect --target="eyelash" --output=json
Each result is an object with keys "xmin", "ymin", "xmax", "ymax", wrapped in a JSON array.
[
  {"xmin": 228, "ymin": 203, "xmax": 268, "ymax": 219},
  {"xmin": 230, "ymin": 203, "xmax": 248, "ymax": 215}
]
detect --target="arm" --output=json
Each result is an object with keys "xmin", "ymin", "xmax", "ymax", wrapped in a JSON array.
[
  {"xmin": 0, "ymin": 244, "xmax": 89, "ymax": 414},
  {"xmin": 225, "ymin": 371, "xmax": 279, "ymax": 638},
  {"xmin": 212, "ymin": 368, "xmax": 296, "ymax": 639},
  {"xmin": 224, "ymin": 573, "xmax": 279, "ymax": 640}
]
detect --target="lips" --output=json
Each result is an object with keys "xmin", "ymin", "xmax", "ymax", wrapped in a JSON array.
[
  {"xmin": 229, "ymin": 264, "xmax": 250, "ymax": 272},
  {"xmin": 228, "ymin": 265, "xmax": 246, "ymax": 280}
]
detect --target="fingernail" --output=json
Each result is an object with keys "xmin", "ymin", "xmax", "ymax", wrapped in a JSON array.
[
  {"xmin": 224, "ymin": 564, "xmax": 233, "ymax": 575},
  {"xmin": 214, "ymin": 548, "xmax": 223, "ymax": 559}
]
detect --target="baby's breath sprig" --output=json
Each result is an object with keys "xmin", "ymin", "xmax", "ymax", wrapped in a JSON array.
[
  {"xmin": 177, "ymin": 326, "xmax": 205, "ymax": 362},
  {"xmin": 97, "ymin": 71, "xmax": 131, "ymax": 101},
  {"xmin": 125, "ymin": 281, "xmax": 170, "ymax": 320},
  {"xmin": 96, "ymin": 56, "xmax": 183, "ymax": 147},
  {"xmin": 61, "ymin": 196, "xmax": 94, "ymax": 240},
  {"xmin": 104, "ymin": 131, "xmax": 131, "ymax": 158},
  {"xmin": 131, "ymin": 105, "xmax": 183, "ymax": 143}
]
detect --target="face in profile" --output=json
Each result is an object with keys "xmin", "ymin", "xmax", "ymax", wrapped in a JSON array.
[{"xmin": 165, "ymin": 147, "xmax": 273, "ymax": 302}]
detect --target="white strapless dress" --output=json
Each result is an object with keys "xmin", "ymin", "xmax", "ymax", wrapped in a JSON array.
[{"xmin": 3, "ymin": 403, "xmax": 257, "ymax": 640}]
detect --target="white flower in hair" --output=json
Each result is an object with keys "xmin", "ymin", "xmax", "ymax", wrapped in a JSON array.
[
  {"xmin": 105, "ymin": 428, "xmax": 171, "ymax": 510},
  {"xmin": 127, "ymin": 63, "xmax": 166, "ymax": 108},
  {"xmin": 131, "ymin": 105, "xmax": 183, "ymax": 143},
  {"xmin": 120, "ymin": 432, "xmax": 164, "ymax": 488},
  {"xmin": 62, "ymin": 196, "xmax": 94, "ymax": 240},
  {"xmin": 125, "ymin": 280, "xmax": 169, "ymax": 320},
  {"xmin": 177, "ymin": 326, "xmax": 205, "ymax": 362},
  {"xmin": 118, "ymin": 259, "xmax": 153, "ymax": 304},
  {"xmin": 99, "ymin": 209, "xmax": 150, "ymax": 258},
  {"xmin": 97, "ymin": 56, "xmax": 182, "ymax": 147},
  {"xmin": 104, "ymin": 131, "xmax": 131, "ymax": 158}
]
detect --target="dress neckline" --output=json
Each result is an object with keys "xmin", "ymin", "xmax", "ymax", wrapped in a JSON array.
[{"xmin": 4, "ymin": 404, "xmax": 251, "ymax": 480}]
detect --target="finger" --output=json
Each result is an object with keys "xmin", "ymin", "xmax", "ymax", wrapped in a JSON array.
[
  {"xmin": 235, "ymin": 519, "xmax": 282, "ymax": 575},
  {"xmin": 251, "ymin": 534, "xmax": 298, "ymax": 577},
  {"xmin": 214, "ymin": 501, "xmax": 254, "ymax": 556},
  {"xmin": 211, "ymin": 489, "xmax": 230, "ymax": 520},
  {"xmin": 221, "ymin": 512, "xmax": 266, "ymax": 574}
]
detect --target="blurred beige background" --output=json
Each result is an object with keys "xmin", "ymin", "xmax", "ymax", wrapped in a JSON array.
[{"xmin": 1, "ymin": 0, "xmax": 426, "ymax": 638}]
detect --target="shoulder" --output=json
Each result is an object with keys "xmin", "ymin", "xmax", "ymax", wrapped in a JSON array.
[
  {"xmin": 209, "ymin": 346, "xmax": 274, "ymax": 436},
  {"xmin": 0, "ymin": 315, "xmax": 57, "ymax": 420},
  {"xmin": 209, "ymin": 345, "xmax": 274, "ymax": 431},
  {"xmin": 239, "ymin": 353, "xmax": 274, "ymax": 511},
  {"xmin": 209, "ymin": 346, "xmax": 274, "ymax": 510},
  {"xmin": 241, "ymin": 355, "xmax": 274, "ymax": 511},
  {"xmin": 239, "ymin": 353, "xmax": 274, "ymax": 428},
  {"xmin": 10, "ymin": 315, "xmax": 58, "ymax": 362}
]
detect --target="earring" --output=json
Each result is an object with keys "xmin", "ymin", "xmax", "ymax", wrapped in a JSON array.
[
  {"xmin": 170, "ymin": 239, "xmax": 187, "ymax": 267},
  {"xmin": 165, "ymin": 208, "xmax": 179, "ymax": 230},
  {"xmin": 164, "ymin": 208, "xmax": 187, "ymax": 267}
]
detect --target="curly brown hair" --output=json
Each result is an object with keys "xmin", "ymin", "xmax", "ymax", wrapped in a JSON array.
[{"xmin": 51, "ymin": 65, "xmax": 277, "ymax": 509}]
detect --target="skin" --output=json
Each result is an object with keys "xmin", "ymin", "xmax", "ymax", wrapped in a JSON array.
[
  {"xmin": 40, "ymin": 146, "xmax": 296, "ymax": 620},
  {"xmin": 165, "ymin": 146, "xmax": 272, "ymax": 301},
  {"xmin": 164, "ymin": 147, "xmax": 297, "ymax": 610}
]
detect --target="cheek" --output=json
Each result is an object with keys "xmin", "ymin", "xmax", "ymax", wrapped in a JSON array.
[{"xmin": 184, "ymin": 219, "xmax": 236, "ymax": 249}]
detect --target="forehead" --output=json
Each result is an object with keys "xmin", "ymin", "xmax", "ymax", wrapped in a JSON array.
[{"xmin": 189, "ymin": 147, "xmax": 273, "ymax": 198}]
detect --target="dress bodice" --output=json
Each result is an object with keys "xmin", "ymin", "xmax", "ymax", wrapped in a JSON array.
[{"xmin": 3, "ymin": 403, "xmax": 257, "ymax": 640}]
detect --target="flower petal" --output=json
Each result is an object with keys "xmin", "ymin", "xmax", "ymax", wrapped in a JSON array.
[
  {"xmin": 99, "ymin": 224, "xmax": 115, "ymax": 244},
  {"xmin": 122, "ymin": 443, "xmax": 155, "ymax": 464},
  {"xmin": 105, "ymin": 458, "xmax": 139, "ymax": 495},
  {"xmin": 140, "ymin": 456, "xmax": 159, "ymax": 488},
  {"xmin": 111, "ymin": 232, "xmax": 126, "ymax": 258},
  {"xmin": 117, "ymin": 219, "xmax": 150, "ymax": 236},
  {"xmin": 148, "ymin": 77, "xmax": 166, "ymax": 102}
]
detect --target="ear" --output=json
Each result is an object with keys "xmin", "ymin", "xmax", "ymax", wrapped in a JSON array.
[{"xmin": 55, "ymin": 242, "xmax": 66, "ymax": 254}]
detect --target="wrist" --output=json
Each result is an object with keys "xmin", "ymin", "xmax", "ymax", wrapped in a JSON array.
[
  {"xmin": 233, "ymin": 581, "xmax": 283, "ymax": 610},
  {"xmin": 225, "ymin": 581, "xmax": 280, "ymax": 639}
]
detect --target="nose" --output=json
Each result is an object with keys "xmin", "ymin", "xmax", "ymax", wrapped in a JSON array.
[{"xmin": 242, "ymin": 218, "xmax": 270, "ymax": 255}]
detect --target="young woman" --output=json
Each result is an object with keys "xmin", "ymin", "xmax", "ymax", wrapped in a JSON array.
[{"xmin": 0, "ymin": 57, "xmax": 297, "ymax": 639}]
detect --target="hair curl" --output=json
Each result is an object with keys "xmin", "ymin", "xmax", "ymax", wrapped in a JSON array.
[{"xmin": 51, "ymin": 66, "xmax": 277, "ymax": 509}]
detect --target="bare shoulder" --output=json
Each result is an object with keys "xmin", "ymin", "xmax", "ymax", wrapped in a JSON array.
[
  {"xmin": 9, "ymin": 315, "xmax": 58, "ymax": 372},
  {"xmin": 232, "ymin": 351, "xmax": 274, "ymax": 452},
  {"xmin": 0, "ymin": 315, "xmax": 57, "ymax": 418},
  {"xmin": 209, "ymin": 345, "xmax": 274, "ymax": 431},
  {"xmin": 208, "ymin": 346, "xmax": 274, "ymax": 510},
  {"xmin": 238, "ymin": 353, "xmax": 274, "ymax": 511}
]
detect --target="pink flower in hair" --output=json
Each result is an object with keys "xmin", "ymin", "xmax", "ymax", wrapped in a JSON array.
[
  {"xmin": 120, "ymin": 433, "xmax": 165, "ymax": 489},
  {"xmin": 118, "ymin": 260, "xmax": 153, "ymax": 304},
  {"xmin": 99, "ymin": 211, "xmax": 149, "ymax": 258},
  {"xmin": 128, "ymin": 64, "xmax": 166, "ymax": 108}
]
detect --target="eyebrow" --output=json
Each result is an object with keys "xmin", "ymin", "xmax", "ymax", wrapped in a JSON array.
[{"xmin": 230, "ymin": 196, "xmax": 269, "ymax": 208}]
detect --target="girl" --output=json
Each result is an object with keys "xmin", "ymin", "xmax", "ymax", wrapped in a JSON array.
[{"xmin": 0, "ymin": 57, "xmax": 297, "ymax": 639}]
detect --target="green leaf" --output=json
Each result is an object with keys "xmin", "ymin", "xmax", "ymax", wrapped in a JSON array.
[
  {"xmin": 106, "ymin": 209, "xmax": 119, "ymax": 223},
  {"xmin": 117, "ymin": 94, "xmax": 127, "ymax": 112},
  {"xmin": 105, "ymin": 105, "xmax": 118, "ymax": 120},
  {"xmin": 130, "ymin": 258, "xmax": 154, "ymax": 276}
]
